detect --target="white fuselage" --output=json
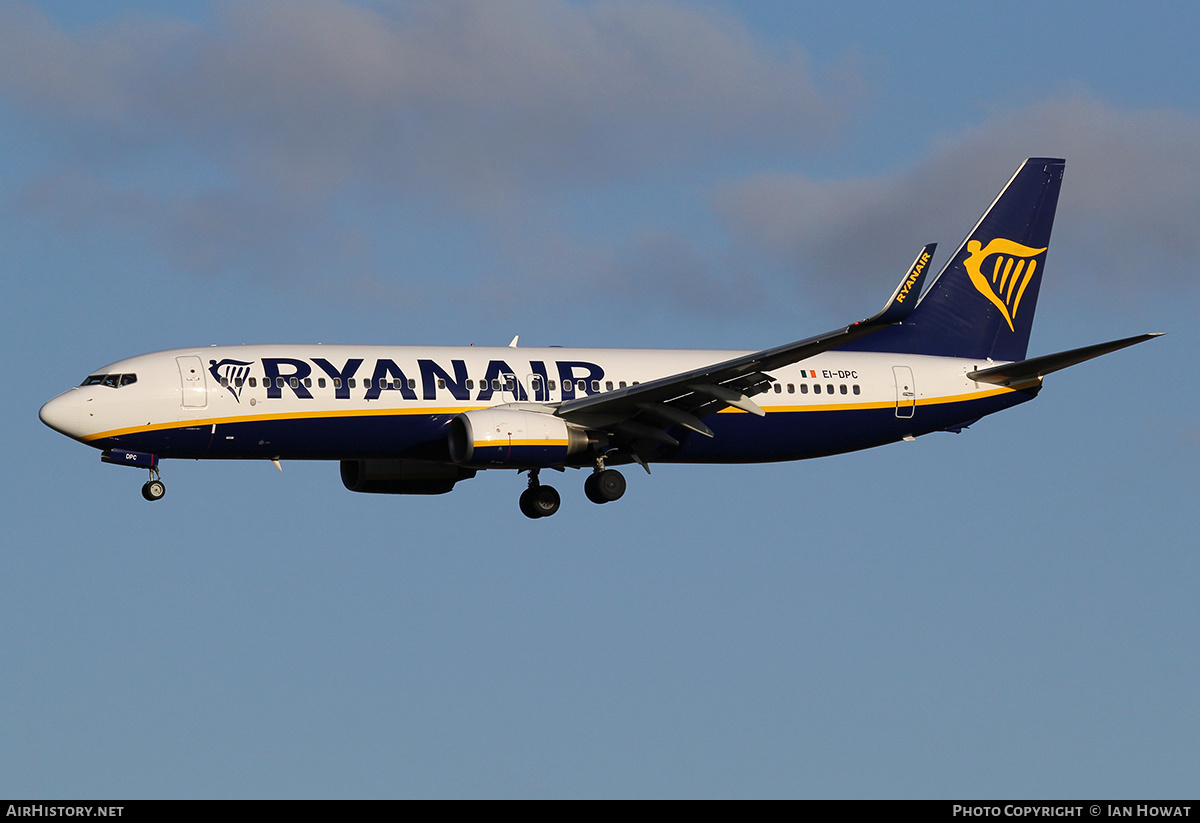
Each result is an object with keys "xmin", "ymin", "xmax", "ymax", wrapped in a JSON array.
[{"xmin": 40, "ymin": 344, "xmax": 1027, "ymax": 465}]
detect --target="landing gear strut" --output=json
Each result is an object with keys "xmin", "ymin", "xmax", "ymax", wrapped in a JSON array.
[
  {"xmin": 584, "ymin": 468, "xmax": 626, "ymax": 504},
  {"xmin": 519, "ymin": 469, "xmax": 560, "ymax": 519},
  {"xmin": 141, "ymin": 467, "xmax": 166, "ymax": 502}
]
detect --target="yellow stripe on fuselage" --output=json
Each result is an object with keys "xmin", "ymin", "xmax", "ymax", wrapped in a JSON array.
[
  {"xmin": 83, "ymin": 385, "xmax": 1016, "ymax": 442},
  {"xmin": 81, "ymin": 405, "xmax": 482, "ymax": 442},
  {"xmin": 715, "ymin": 385, "xmax": 1015, "ymax": 414}
]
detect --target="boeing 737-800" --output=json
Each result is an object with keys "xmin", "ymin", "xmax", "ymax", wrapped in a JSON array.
[{"xmin": 39, "ymin": 158, "xmax": 1159, "ymax": 517}]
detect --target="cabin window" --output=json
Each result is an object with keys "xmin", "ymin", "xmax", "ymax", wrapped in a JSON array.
[
  {"xmin": 492, "ymin": 379, "xmax": 501, "ymax": 391},
  {"xmin": 852, "ymin": 385, "xmax": 860, "ymax": 395},
  {"xmin": 549, "ymin": 380, "xmax": 556, "ymax": 391},
  {"xmin": 800, "ymin": 384, "xmax": 808, "ymax": 394},
  {"xmin": 276, "ymin": 377, "xmax": 284, "ymax": 388},
  {"xmin": 619, "ymin": 381, "xmax": 627, "ymax": 389},
  {"xmin": 466, "ymin": 379, "xmax": 474, "ymax": 390},
  {"xmin": 438, "ymin": 379, "xmax": 446, "ymax": 389},
  {"xmin": 249, "ymin": 377, "xmax": 257, "ymax": 388},
  {"xmin": 591, "ymin": 380, "xmax": 600, "ymax": 392},
  {"xmin": 290, "ymin": 377, "xmax": 299, "ymax": 389},
  {"xmin": 605, "ymin": 381, "xmax": 613, "ymax": 391},
  {"xmin": 787, "ymin": 384, "xmax": 794, "ymax": 393},
  {"xmin": 774, "ymin": 384, "xmax": 782, "ymax": 394},
  {"xmin": 348, "ymin": 378, "xmax": 356, "ymax": 388},
  {"xmin": 408, "ymin": 378, "xmax": 416, "ymax": 390},
  {"xmin": 840, "ymin": 384, "xmax": 848, "ymax": 395},
  {"xmin": 234, "ymin": 377, "xmax": 243, "ymax": 388},
  {"xmin": 827, "ymin": 384, "xmax": 834, "ymax": 394},
  {"xmin": 220, "ymin": 377, "xmax": 229, "ymax": 387},
  {"xmin": 304, "ymin": 377, "xmax": 312, "ymax": 388},
  {"xmin": 333, "ymin": 378, "xmax": 341, "ymax": 389},
  {"xmin": 813, "ymin": 384, "xmax": 821, "ymax": 394},
  {"xmin": 578, "ymin": 380, "xmax": 587, "ymax": 391},
  {"xmin": 318, "ymin": 378, "xmax": 326, "ymax": 389}
]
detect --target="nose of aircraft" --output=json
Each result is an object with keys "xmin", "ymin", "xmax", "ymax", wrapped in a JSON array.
[{"xmin": 39, "ymin": 389, "xmax": 84, "ymax": 439}]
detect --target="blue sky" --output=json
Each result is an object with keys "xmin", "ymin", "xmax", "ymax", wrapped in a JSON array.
[{"xmin": 2, "ymin": 0, "xmax": 1197, "ymax": 798}]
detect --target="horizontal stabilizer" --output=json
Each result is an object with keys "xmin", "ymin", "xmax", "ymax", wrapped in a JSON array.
[{"xmin": 968, "ymin": 333, "xmax": 1163, "ymax": 387}]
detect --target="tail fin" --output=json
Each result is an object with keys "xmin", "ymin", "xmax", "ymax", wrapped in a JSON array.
[{"xmin": 844, "ymin": 157, "xmax": 1065, "ymax": 362}]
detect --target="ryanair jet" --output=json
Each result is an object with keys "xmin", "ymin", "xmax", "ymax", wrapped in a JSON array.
[{"xmin": 39, "ymin": 158, "xmax": 1159, "ymax": 518}]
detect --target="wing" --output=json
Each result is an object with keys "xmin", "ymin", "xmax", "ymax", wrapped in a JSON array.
[{"xmin": 554, "ymin": 244, "xmax": 937, "ymax": 457}]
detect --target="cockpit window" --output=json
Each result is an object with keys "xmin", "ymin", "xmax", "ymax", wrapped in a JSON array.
[{"xmin": 80, "ymin": 373, "xmax": 137, "ymax": 388}]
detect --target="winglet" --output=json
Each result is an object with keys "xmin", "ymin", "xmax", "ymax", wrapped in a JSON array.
[{"xmin": 869, "ymin": 243, "xmax": 937, "ymax": 325}]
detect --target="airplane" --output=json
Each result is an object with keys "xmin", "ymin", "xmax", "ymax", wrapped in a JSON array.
[{"xmin": 39, "ymin": 157, "xmax": 1160, "ymax": 518}]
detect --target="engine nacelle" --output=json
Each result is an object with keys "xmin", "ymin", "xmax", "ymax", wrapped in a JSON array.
[
  {"xmin": 448, "ymin": 408, "xmax": 588, "ymax": 468},
  {"xmin": 340, "ymin": 459, "xmax": 476, "ymax": 495}
]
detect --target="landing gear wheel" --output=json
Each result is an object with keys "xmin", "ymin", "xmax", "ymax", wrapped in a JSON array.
[
  {"xmin": 584, "ymin": 469, "xmax": 626, "ymax": 504},
  {"xmin": 141, "ymin": 479, "xmax": 166, "ymax": 501},
  {"xmin": 520, "ymin": 485, "xmax": 561, "ymax": 518}
]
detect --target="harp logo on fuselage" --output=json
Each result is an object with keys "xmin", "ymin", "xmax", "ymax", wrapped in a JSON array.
[
  {"xmin": 209, "ymin": 359, "xmax": 254, "ymax": 402},
  {"xmin": 963, "ymin": 238, "xmax": 1047, "ymax": 332}
]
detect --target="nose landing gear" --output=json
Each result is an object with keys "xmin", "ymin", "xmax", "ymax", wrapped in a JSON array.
[
  {"xmin": 141, "ymin": 467, "xmax": 166, "ymax": 501},
  {"xmin": 100, "ymin": 450, "xmax": 165, "ymax": 501}
]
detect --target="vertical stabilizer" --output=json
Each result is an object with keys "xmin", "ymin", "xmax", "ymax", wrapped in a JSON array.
[{"xmin": 844, "ymin": 158, "xmax": 1065, "ymax": 362}]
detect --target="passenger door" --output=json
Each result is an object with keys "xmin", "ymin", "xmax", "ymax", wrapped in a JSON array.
[{"xmin": 177, "ymin": 356, "xmax": 208, "ymax": 408}]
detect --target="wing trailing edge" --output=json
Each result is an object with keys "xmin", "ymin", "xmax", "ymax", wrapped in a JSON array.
[{"xmin": 556, "ymin": 243, "xmax": 939, "ymax": 423}]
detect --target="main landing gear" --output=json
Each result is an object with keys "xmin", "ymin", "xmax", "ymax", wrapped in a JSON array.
[
  {"xmin": 519, "ymin": 470, "xmax": 561, "ymax": 519},
  {"xmin": 584, "ymin": 468, "xmax": 626, "ymax": 505},
  {"xmin": 141, "ymin": 467, "xmax": 166, "ymax": 501},
  {"xmin": 518, "ymin": 464, "xmax": 627, "ymax": 518}
]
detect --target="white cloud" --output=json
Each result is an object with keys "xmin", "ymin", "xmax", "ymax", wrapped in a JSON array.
[
  {"xmin": 714, "ymin": 96, "xmax": 1200, "ymax": 312},
  {"xmin": 0, "ymin": 0, "xmax": 841, "ymax": 202},
  {"xmin": 0, "ymin": 0, "xmax": 847, "ymax": 304},
  {"xmin": 6, "ymin": 3, "xmax": 1195, "ymax": 324}
]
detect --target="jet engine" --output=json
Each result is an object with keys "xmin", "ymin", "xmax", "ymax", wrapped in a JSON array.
[
  {"xmin": 340, "ymin": 459, "xmax": 476, "ymax": 495},
  {"xmin": 448, "ymin": 408, "xmax": 588, "ymax": 468}
]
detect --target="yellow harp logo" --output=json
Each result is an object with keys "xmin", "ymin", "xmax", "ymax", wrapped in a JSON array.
[{"xmin": 963, "ymin": 238, "xmax": 1047, "ymax": 331}]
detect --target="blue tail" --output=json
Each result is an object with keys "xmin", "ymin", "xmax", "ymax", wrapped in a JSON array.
[{"xmin": 843, "ymin": 157, "xmax": 1065, "ymax": 362}]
